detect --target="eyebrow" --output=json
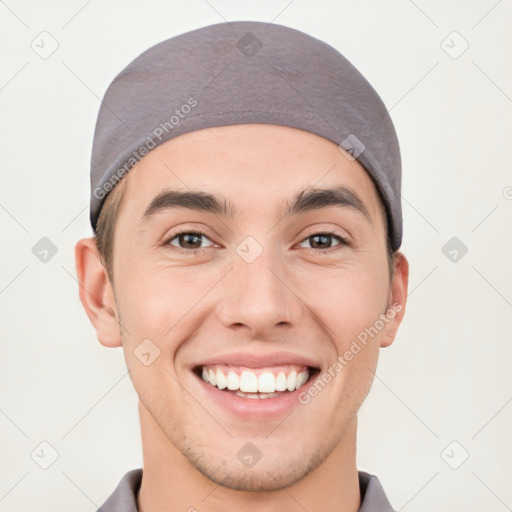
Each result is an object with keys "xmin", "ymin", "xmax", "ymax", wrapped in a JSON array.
[{"xmin": 141, "ymin": 186, "xmax": 371, "ymax": 222}]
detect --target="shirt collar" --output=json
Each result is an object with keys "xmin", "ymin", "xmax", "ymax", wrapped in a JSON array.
[{"xmin": 97, "ymin": 468, "xmax": 396, "ymax": 512}]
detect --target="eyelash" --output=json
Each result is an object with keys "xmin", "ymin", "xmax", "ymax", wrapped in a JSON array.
[
  {"xmin": 298, "ymin": 230, "xmax": 351, "ymax": 254},
  {"xmin": 164, "ymin": 228, "xmax": 351, "ymax": 255}
]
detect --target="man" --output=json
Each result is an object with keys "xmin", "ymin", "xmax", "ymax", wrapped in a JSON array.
[{"xmin": 75, "ymin": 20, "xmax": 409, "ymax": 512}]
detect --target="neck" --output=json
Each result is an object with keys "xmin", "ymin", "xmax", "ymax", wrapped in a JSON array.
[{"xmin": 136, "ymin": 401, "xmax": 361, "ymax": 512}]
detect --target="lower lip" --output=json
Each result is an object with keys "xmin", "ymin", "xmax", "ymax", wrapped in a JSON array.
[{"xmin": 195, "ymin": 372, "xmax": 314, "ymax": 421}]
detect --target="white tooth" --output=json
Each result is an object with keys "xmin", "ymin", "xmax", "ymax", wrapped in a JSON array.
[
  {"xmin": 216, "ymin": 369, "xmax": 227, "ymax": 389},
  {"xmin": 258, "ymin": 372, "xmax": 276, "ymax": 393},
  {"xmin": 227, "ymin": 371, "xmax": 240, "ymax": 390},
  {"xmin": 202, "ymin": 367, "xmax": 209, "ymax": 382},
  {"xmin": 275, "ymin": 372, "xmax": 287, "ymax": 391},
  {"xmin": 286, "ymin": 370, "xmax": 297, "ymax": 391},
  {"xmin": 208, "ymin": 368, "xmax": 217, "ymax": 386},
  {"xmin": 236, "ymin": 390, "xmax": 279, "ymax": 399},
  {"xmin": 258, "ymin": 392, "xmax": 278, "ymax": 399},
  {"xmin": 296, "ymin": 370, "xmax": 309, "ymax": 389},
  {"xmin": 240, "ymin": 371, "xmax": 258, "ymax": 392}
]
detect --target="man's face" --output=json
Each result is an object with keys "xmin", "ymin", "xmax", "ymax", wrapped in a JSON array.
[{"xmin": 101, "ymin": 124, "xmax": 404, "ymax": 491}]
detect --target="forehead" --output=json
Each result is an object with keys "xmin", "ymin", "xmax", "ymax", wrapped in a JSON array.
[{"xmin": 120, "ymin": 124, "xmax": 383, "ymax": 220}]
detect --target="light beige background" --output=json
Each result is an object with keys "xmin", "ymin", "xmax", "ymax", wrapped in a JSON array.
[{"xmin": 1, "ymin": 1, "xmax": 511, "ymax": 511}]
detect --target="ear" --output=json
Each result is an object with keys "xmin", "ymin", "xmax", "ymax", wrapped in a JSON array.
[
  {"xmin": 75, "ymin": 237, "xmax": 122, "ymax": 348},
  {"xmin": 380, "ymin": 251, "xmax": 409, "ymax": 348}
]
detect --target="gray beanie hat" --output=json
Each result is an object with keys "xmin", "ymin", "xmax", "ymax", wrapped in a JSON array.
[{"xmin": 90, "ymin": 20, "xmax": 402, "ymax": 249}]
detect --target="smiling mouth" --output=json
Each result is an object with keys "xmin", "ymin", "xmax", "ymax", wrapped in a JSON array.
[{"xmin": 194, "ymin": 364, "xmax": 320, "ymax": 399}]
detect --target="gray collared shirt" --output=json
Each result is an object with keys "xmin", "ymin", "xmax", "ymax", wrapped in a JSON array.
[{"xmin": 96, "ymin": 469, "xmax": 396, "ymax": 511}]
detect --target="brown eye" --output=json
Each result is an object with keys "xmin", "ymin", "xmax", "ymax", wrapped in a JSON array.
[
  {"xmin": 178, "ymin": 233, "xmax": 203, "ymax": 249},
  {"xmin": 299, "ymin": 232, "xmax": 350, "ymax": 251},
  {"xmin": 167, "ymin": 231, "xmax": 214, "ymax": 251},
  {"xmin": 309, "ymin": 234, "xmax": 334, "ymax": 249}
]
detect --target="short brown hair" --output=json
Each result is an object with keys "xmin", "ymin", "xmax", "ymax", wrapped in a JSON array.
[{"xmin": 94, "ymin": 177, "xmax": 128, "ymax": 284}]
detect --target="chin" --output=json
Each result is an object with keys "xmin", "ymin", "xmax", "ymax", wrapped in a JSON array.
[
  {"xmin": 195, "ymin": 455, "xmax": 321, "ymax": 492},
  {"xmin": 177, "ymin": 435, "xmax": 326, "ymax": 492}
]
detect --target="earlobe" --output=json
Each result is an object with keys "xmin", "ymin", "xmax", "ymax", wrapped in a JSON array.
[
  {"xmin": 380, "ymin": 251, "xmax": 409, "ymax": 348},
  {"xmin": 75, "ymin": 237, "xmax": 122, "ymax": 348}
]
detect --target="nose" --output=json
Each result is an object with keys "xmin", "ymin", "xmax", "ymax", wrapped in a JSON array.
[{"xmin": 215, "ymin": 245, "xmax": 304, "ymax": 336}]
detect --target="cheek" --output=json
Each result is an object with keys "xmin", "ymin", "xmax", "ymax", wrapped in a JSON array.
[
  {"xmin": 114, "ymin": 260, "xmax": 222, "ymax": 342},
  {"xmin": 298, "ymin": 262, "xmax": 388, "ymax": 344},
  {"xmin": 114, "ymin": 264, "xmax": 205, "ymax": 408}
]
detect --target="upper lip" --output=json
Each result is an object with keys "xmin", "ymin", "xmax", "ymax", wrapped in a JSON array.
[{"xmin": 192, "ymin": 351, "xmax": 321, "ymax": 370}]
